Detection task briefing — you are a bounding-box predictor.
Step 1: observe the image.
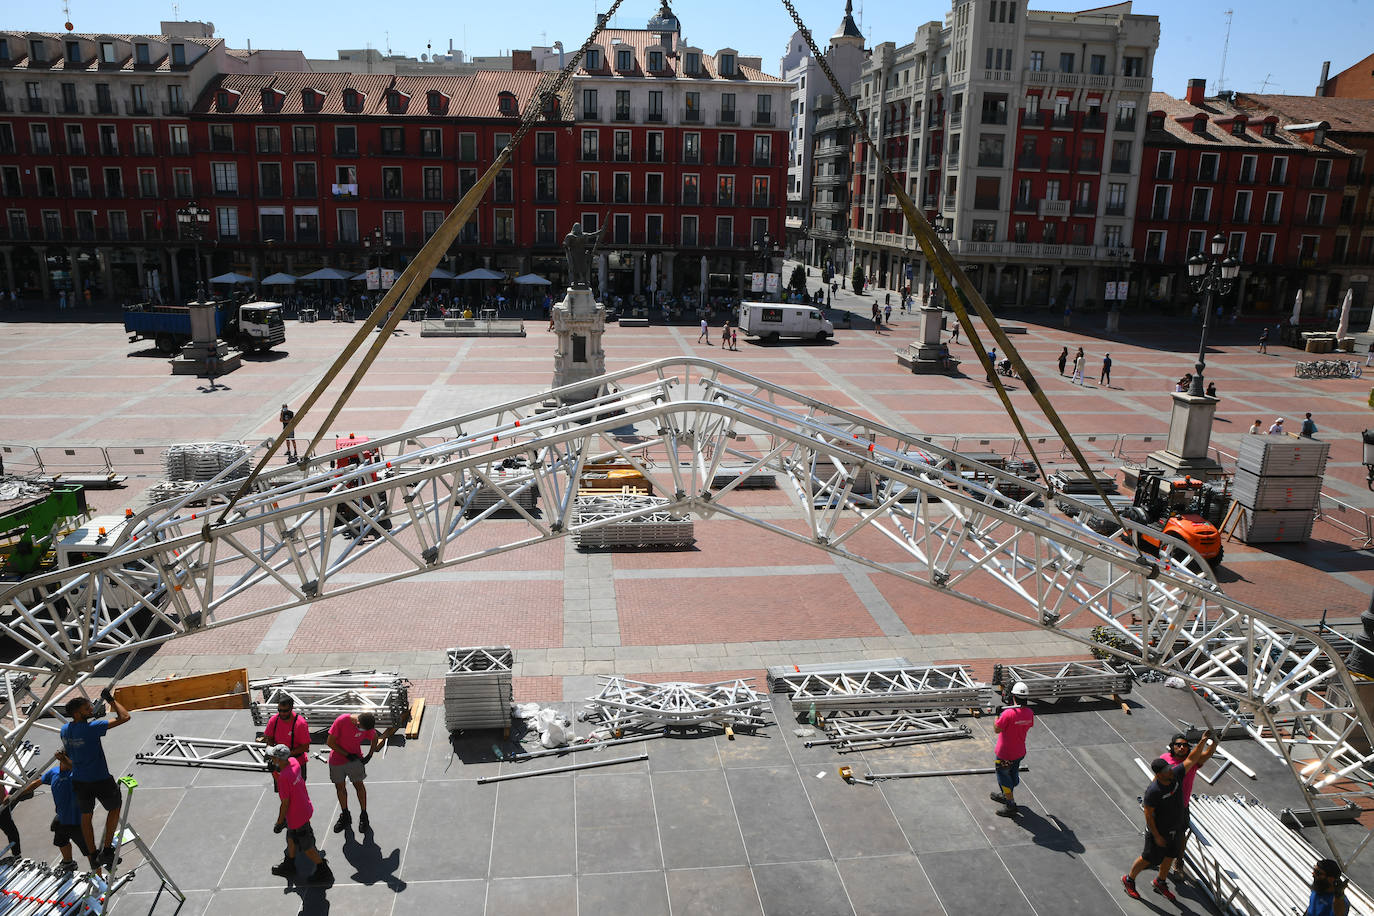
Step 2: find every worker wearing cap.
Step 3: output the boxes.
[990,681,1034,817]
[266,744,332,884]
[259,695,310,784]
[1268,417,1285,435]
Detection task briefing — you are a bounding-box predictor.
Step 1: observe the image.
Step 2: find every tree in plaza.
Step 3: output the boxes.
[851,263,865,295]
[788,264,807,295]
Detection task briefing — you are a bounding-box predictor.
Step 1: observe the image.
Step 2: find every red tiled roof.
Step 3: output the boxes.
[1146,91,1356,156]
[1234,94,1374,134]
[194,70,558,119]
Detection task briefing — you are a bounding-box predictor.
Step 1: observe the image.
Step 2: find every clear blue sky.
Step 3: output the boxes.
[16,0,1369,99]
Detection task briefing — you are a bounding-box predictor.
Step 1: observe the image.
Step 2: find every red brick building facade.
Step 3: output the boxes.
[1134,80,1355,317]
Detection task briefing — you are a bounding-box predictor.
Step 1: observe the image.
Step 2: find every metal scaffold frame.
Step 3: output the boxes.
[2,357,1374,861]
[135,734,273,771]
[579,676,769,732]
[777,665,997,714]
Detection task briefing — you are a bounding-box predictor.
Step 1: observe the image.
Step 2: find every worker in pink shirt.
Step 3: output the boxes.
[990,681,1034,817]
[267,745,332,884]
[327,712,379,834]
[1158,732,1203,891]
[259,695,310,783]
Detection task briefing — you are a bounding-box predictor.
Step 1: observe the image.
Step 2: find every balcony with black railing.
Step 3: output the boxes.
[682,108,701,124]
[1020,111,1046,128]
[976,153,1004,168]
[1050,113,1074,129]
[25,98,49,113]
[1083,113,1105,130]
[1110,159,1131,174]
[1104,202,1126,216]
[717,110,738,126]
[973,195,1000,210]
[1046,154,1070,170]
[1013,196,1038,213]
[753,111,774,126]
[1115,116,1136,132]
[1071,198,1096,214]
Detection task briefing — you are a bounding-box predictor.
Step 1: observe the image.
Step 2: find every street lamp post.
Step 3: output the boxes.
[175,202,211,302]
[1186,233,1241,396]
[754,231,776,300]
[363,226,392,282]
[1103,241,1130,331]
[930,216,953,308]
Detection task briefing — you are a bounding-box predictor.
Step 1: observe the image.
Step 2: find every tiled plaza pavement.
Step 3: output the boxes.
[5,683,1371,916]
[2,284,1369,698]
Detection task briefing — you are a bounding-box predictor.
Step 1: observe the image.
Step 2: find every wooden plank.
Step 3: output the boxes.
[405,698,425,740]
[113,669,249,711]
[130,690,250,712]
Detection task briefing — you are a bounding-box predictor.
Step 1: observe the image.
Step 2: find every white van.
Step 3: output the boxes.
[737,302,834,342]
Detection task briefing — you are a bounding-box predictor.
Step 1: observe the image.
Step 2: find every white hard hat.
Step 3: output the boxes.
[266,744,292,760]
[1010,682,1030,698]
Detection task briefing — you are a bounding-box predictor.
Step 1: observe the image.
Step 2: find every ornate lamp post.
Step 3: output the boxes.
[754,231,778,300]
[362,226,392,287]
[1103,240,1130,330]
[175,202,210,301]
[930,216,953,308]
[1185,233,1241,396]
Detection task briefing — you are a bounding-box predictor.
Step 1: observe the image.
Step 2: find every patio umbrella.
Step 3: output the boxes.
[301,267,355,281]
[699,255,708,309]
[1335,288,1352,340]
[209,272,255,285]
[1289,289,1303,325]
[350,272,370,281]
[260,272,298,285]
[429,267,457,280]
[454,267,505,281]
[513,273,551,285]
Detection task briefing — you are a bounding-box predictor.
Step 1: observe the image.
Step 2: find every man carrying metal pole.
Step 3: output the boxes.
[1122,730,1217,901]
[989,681,1033,817]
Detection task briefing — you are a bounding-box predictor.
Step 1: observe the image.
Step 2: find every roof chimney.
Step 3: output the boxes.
[1185,78,1206,106]
[1318,60,1330,96]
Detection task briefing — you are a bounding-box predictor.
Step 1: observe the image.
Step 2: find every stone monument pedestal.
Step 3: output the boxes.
[549,286,606,404]
[896,305,959,374]
[1147,391,1224,479]
[171,301,241,377]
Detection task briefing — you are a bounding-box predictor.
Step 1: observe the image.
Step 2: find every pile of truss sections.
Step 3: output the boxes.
[136,734,273,771]
[463,473,539,519]
[776,664,996,715]
[571,493,695,549]
[804,712,972,752]
[991,660,1133,702]
[250,669,411,730]
[162,442,250,482]
[1185,794,1374,916]
[711,468,777,490]
[1,740,41,791]
[765,659,913,693]
[445,646,514,732]
[0,859,112,915]
[579,676,768,732]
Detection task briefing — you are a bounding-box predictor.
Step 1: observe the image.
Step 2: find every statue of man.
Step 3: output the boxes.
[564,223,604,288]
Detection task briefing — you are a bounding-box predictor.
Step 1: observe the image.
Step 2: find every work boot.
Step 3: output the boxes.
[307,860,334,885]
[994,803,1018,818]
[270,856,294,879]
[357,811,370,833]
[334,810,351,833]
[989,791,1012,806]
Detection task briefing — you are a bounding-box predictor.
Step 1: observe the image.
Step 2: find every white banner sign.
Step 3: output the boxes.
[366,268,397,291]
[751,271,765,293]
[765,272,780,294]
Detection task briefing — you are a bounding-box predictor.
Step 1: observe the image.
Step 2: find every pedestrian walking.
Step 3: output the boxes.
[1301,412,1318,438]
[884,302,892,324]
[267,745,333,884]
[1057,346,1068,376]
[261,695,311,782]
[11,751,86,868]
[989,681,1033,817]
[61,689,131,871]
[1121,731,1217,902]
[1366,341,1374,367]
[1071,352,1085,385]
[1248,419,1263,434]
[721,321,731,349]
[730,326,738,350]
[884,292,890,309]
[1100,353,1112,386]
[1258,326,1269,354]
[1304,859,1350,916]
[279,404,298,460]
[949,321,960,344]
[327,712,380,834]
[698,318,709,343]
[1269,417,1286,435]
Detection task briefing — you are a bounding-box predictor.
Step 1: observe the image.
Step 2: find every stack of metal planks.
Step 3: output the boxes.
[444,646,515,732]
[571,493,695,549]
[776,664,996,715]
[1232,437,1329,543]
[463,475,539,518]
[250,669,411,730]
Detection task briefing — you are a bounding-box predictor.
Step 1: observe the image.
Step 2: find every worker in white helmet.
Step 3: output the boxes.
[990,680,1034,817]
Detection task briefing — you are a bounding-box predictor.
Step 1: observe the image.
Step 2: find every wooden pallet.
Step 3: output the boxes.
[405,698,425,740]
[113,669,250,711]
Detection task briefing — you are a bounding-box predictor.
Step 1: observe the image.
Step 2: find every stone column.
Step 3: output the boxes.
[663,251,676,296]
[0,248,14,294]
[68,249,84,302]
[168,247,183,303]
[598,253,609,299]
[203,253,214,294]
[1149,392,1224,479]
[633,253,642,298]
[37,248,51,302]
[134,249,146,300]
[99,248,115,303]
[1015,267,1027,308]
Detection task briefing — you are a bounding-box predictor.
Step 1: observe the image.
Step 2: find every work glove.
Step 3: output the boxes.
[99,687,115,704]
[273,820,286,834]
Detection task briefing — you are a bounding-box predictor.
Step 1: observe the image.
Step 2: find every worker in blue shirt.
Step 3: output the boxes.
[12,750,87,869]
[60,689,130,871]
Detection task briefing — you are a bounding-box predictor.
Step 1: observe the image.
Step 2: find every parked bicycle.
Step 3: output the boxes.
[1295,359,1363,379]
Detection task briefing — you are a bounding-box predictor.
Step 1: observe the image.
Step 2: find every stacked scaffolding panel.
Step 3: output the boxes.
[1232,437,1329,543]
[250,670,410,729]
[579,676,768,732]
[0,860,110,915]
[765,659,914,693]
[805,713,972,752]
[776,665,995,714]
[572,493,695,549]
[444,646,514,731]
[991,660,1133,701]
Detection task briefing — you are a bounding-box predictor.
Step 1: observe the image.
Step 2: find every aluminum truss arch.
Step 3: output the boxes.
[2,357,1372,847]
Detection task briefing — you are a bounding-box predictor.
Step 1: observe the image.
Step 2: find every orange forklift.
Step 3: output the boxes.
[1122,469,1224,567]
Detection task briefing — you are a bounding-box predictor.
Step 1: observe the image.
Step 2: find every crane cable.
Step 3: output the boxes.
[211,0,627,531]
[777,0,1125,532]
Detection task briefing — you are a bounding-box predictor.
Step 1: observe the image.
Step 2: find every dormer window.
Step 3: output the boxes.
[0,39,9,60]
[1230,119,1245,136]
[1262,121,1275,138]
[302,89,322,112]
[386,90,408,113]
[343,88,362,112]
[99,41,115,63]
[65,41,80,63]
[29,40,45,64]
[216,89,239,111]
[684,51,700,74]
[648,50,664,71]
[1192,115,1206,135]
[135,43,150,65]
[427,90,448,114]
[498,91,517,115]
[261,88,283,112]
[542,93,560,118]
[720,53,736,76]
[1147,113,1165,131]
[585,48,601,70]
[616,48,633,71]
[171,43,185,66]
